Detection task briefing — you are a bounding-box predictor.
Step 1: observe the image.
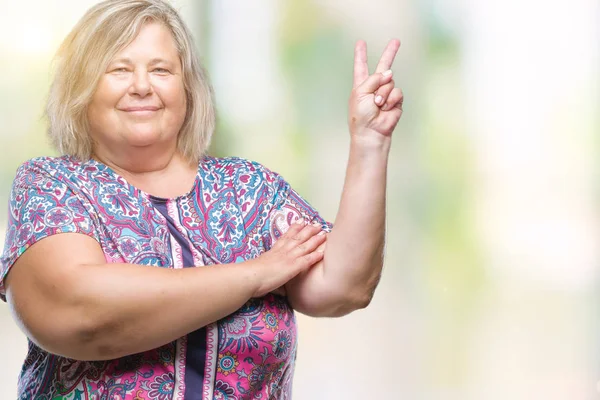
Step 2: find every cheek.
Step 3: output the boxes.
[88,85,124,131]
[154,77,184,104]
[162,83,187,118]
[93,77,127,108]
[170,84,187,109]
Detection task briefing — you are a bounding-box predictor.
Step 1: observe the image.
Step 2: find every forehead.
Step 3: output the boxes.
[113,22,180,60]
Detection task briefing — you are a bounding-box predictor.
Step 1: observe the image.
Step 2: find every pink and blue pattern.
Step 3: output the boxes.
[0,155,331,399]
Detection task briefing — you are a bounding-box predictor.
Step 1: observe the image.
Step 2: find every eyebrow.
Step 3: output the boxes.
[109,58,173,65]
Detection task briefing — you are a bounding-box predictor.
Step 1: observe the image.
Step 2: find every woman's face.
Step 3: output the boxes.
[87,22,187,156]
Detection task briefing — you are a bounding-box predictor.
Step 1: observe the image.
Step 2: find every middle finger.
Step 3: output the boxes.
[375,39,401,73]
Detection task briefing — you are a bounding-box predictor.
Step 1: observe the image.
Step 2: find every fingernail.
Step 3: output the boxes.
[383,69,393,77]
[318,231,326,236]
[295,218,304,225]
[375,95,383,105]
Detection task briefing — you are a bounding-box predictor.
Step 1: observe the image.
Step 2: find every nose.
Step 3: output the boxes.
[129,69,152,97]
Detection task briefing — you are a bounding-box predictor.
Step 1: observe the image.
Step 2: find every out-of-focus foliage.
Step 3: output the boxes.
[0,1,598,399]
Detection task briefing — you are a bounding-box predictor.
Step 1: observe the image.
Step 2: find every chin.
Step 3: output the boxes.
[122,127,170,147]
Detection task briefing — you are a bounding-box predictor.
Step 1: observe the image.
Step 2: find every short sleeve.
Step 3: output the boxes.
[0,162,100,301]
[260,166,333,251]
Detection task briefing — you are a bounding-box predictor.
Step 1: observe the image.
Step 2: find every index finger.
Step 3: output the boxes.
[375,39,401,73]
[353,40,369,88]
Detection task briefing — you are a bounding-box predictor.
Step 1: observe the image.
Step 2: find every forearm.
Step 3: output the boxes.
[20,262,257,360]
[9,224,324,360]
[323,137,389,300]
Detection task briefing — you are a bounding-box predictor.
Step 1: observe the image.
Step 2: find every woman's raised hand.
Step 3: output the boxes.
[249,220,326,298]
[348,39,403,144]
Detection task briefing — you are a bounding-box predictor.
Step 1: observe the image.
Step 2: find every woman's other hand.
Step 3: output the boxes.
[348,39,403,145]
[249,220,326,298]
[270,233,328,297]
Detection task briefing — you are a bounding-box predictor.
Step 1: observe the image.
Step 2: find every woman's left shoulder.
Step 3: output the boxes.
[201,156,279,185]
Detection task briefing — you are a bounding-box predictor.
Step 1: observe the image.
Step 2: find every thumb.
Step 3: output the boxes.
[356,70,393,94]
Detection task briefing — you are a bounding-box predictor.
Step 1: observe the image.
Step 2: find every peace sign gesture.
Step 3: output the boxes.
[348,39,403,142]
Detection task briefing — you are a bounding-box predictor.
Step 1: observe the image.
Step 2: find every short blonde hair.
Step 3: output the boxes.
[46,0,215,162]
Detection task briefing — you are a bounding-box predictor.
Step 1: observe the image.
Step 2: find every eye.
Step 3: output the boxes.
[111,67,129,73]
[152,68,170,74]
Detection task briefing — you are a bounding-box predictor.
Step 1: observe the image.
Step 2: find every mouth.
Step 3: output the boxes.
[118,106,162,115]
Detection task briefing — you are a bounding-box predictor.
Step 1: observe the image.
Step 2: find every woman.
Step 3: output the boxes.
[1,0,403,399]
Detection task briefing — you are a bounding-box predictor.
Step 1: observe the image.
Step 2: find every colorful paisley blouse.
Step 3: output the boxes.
[0,155,331,400]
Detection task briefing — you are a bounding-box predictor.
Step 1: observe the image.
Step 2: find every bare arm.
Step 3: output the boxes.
[5,221,325,361]
[286,141,389,317]
[285,39,403,317]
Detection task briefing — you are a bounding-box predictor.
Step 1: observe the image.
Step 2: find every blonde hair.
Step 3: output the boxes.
[46,0,215,162]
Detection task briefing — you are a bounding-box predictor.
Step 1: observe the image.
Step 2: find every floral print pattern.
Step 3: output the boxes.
[148,373,175,400]
[1,155,331,399]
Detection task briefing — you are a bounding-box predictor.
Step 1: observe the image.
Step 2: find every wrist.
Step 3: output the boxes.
[241,259,261,297]
[349,134,392,159]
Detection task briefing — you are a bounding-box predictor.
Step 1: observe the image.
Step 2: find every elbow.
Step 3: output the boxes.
[55,324,125,361]
[337,280,379,315]
[338,290,373,315]
[349,269,382,311]
[20,321,94,361]
[353,292,373,310]
[6,273,124,361]
[69,301,136,360]
[314,289,374,318]
[324,259,382,316]
[72,319,126,360]
[59,289,131,360]
[25,308,123,361]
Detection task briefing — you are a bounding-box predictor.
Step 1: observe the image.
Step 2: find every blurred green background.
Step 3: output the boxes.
[1,1,599,399]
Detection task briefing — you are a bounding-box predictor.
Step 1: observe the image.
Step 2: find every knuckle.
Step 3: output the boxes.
[308,238,321,249]
[287,224,300,233]
[302,254,314,263]
[293,256,308,268]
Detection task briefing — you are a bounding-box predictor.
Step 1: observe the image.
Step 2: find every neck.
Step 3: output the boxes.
[92,140,187,174]
[92,146,199,198]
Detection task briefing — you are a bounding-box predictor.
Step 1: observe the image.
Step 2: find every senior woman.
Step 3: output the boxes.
[1,0,403,399]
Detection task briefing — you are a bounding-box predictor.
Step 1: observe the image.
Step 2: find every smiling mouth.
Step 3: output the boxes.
[118,107,161,116]
[120,106,161,111]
